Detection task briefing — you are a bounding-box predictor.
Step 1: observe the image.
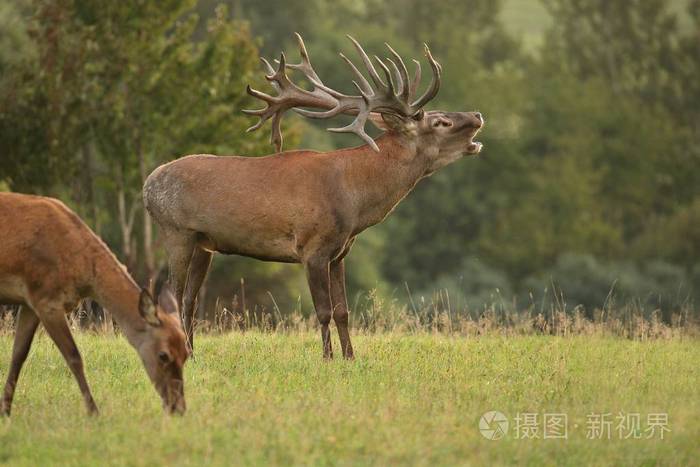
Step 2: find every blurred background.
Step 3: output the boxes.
[1,0,698,325]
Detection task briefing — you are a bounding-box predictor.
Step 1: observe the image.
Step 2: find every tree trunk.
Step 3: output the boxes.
[599,3,620,95]
[80,141,109,330]
[112,168,142,336]
[81,141,100,235]
[137,139,155,282]
[116,169,137,272]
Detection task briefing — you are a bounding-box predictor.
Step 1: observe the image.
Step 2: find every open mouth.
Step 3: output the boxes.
[465,125,483,154]
[467,141,483,154]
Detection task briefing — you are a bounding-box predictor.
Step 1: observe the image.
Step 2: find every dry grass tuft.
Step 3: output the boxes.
[199,289,698,340]
[2,292,697,340]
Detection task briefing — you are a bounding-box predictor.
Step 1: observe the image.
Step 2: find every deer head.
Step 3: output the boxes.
[244,34,483,170]
[142,35,485,364]
[137,284,189,414]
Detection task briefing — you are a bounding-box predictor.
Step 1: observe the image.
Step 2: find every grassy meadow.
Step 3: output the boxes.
[0,330,698,466]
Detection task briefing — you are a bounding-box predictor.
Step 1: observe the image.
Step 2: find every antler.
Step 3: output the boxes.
[243,33,442,152]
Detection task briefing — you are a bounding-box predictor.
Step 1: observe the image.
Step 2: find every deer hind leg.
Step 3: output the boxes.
[182,246,213,351]
[305,256,333,359]
[330,259,354,360]
[37,305,98,415]
[1,306,40,416]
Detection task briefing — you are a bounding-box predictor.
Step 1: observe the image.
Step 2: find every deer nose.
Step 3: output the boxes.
[474,112,483,122]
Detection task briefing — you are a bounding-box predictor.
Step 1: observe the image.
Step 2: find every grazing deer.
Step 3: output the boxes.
[0,193,189,416]
[144,34,484,359]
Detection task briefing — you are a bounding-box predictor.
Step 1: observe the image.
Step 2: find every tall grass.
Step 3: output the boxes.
[2,286,697,340]
[202,287,697,340]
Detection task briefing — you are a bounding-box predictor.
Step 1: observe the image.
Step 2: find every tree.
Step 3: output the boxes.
[1,0,313,313]
[372,0,527,286]
[73,1,270,277]
[1,0,287,277]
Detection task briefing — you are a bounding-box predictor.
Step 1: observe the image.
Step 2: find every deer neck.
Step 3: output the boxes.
[342,133,428,232]
[88,245,147,346]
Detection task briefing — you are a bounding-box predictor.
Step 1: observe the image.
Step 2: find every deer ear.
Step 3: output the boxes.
[139,289,161,326]
[368,112,390,131]
[157,283,179,316]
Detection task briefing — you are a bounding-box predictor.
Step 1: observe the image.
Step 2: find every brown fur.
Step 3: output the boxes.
[145,110,483,358]
[0,193,189,416]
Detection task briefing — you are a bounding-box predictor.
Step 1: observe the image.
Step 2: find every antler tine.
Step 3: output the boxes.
[339,52,373,95]
[259,57,275,76]
[243,34,443,153]
[244,36,370,151]
[347,35,387,90]
[411,44,441,109]
[386,58,405,97]
[373,55,396,96]
[293,80,363,119]
[307,76,355,100]
[283,32,324,86]
[409,59,422,102]
[259,57,279,90]
[385,43,410,99]
[242,85,276,130]
[265,53,290,152]
[270,112,283,152]
[328,108,379,152]
[244,52,320,151]
[295,105,352,119]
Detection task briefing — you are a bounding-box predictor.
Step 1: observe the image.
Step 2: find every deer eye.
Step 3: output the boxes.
[412,110,424,121]
[432,118,452,128]
[158,351,171,364]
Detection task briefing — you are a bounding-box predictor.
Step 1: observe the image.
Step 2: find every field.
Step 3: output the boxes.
[0,331,698,466]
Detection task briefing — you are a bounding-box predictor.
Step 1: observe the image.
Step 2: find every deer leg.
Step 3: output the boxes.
[182,246,213,351]
[162,232,195,336]
[330,259,354,360]
[1,306,40,416]
[305,257,333,359]
[39,308,98,415]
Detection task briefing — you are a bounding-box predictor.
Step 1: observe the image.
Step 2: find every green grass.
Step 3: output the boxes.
[0,331,698,466]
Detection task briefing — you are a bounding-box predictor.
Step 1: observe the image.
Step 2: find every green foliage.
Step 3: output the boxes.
[204,255,309,318]
[0,0,697,316]
[1,0,271,192]
[379,0,698,317]
[0,0,299,291]
[522,253,696,316]
[421,257,514,314]
[631,176,700,270]
[0,0,35,73]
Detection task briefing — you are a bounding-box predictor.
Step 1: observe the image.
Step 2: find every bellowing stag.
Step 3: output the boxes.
[144,34,484,359]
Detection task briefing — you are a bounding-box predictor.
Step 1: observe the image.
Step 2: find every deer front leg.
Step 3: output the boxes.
[330,259,354,360]
[38,307,98,415]
[305,257,333,359]
[1,306,40,416]
[162,231,195,346]
[182,246,213,351]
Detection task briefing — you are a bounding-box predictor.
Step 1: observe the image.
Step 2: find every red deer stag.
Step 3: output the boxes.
[0,193,189,416]
[144,34,484,359]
